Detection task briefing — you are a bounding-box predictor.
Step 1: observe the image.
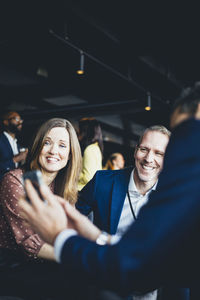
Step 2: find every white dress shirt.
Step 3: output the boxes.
[3,131,19,167]
[116,169,157,238]
[54,229,77,262]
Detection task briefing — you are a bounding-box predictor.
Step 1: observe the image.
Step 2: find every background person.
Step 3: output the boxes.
[18,95,200,299]
[0,118,82,261]
[104,152,125,170]
[0,110,28,181]
[78,117,103,191]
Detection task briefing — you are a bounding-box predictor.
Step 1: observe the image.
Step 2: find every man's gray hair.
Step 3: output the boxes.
[138,125,171,146]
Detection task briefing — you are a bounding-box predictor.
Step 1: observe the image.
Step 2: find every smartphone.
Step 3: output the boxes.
[22,170,44,203]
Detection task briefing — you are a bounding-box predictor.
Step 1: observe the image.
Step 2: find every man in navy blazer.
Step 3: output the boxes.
[0,111,28,180]
[76,125,189,300]
[77,166,133,234]
[76,125,170,239]
[20,95,200,299]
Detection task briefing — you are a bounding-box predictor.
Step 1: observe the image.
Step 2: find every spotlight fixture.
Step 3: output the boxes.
[145,92,151,111]
[76,51,85,75]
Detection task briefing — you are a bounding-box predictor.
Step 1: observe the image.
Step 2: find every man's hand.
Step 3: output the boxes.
[20,180,104,244]
[62,202,101,242]
[53,196,101,241]
[19,180,67,245]
[13,149,28,163]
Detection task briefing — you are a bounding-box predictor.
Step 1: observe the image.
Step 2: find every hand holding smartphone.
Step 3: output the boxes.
[22,170,44,203]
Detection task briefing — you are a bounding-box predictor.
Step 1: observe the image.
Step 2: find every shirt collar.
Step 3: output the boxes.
[128,168,158,195]
[3,131,17,142]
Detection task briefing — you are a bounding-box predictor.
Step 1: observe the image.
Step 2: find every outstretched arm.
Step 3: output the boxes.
[19,180,104,244]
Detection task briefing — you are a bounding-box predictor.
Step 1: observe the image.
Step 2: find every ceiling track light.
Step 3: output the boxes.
[36,66,48,78]
[145,92,151,111]
[76,51,85,75]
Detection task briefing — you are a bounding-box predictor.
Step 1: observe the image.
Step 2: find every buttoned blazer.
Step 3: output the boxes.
[0,133,20,180]
[76,166,133,235]
[60,119,200,296]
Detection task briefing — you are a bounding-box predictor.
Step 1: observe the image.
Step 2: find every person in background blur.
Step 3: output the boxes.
[78,117,103,191]
[0,111,28,181]
[104,152,125,170]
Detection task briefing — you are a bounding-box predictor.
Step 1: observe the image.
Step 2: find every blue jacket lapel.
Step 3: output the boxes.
[109,167,132,234]
[1,133,14,155]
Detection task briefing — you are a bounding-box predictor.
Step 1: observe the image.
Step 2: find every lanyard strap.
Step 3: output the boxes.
[127,191,137,221]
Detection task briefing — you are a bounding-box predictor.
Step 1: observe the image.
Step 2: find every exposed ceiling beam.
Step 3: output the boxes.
[21,99,145,123]
[139,56,184,89]
[99,121,139,142]
[66,2,120,44]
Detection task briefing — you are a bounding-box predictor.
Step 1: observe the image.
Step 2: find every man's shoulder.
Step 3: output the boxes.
[0,132,6,141]
[95,166,133,180]
[0,132,11,143]
[0,133,8,148]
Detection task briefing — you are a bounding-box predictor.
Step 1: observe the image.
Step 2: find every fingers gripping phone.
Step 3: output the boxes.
[22,170,44,203]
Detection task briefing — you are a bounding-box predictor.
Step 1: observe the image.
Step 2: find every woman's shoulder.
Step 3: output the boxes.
[84,143,102,158]
[84,142,100,152]
[2,168,23,184]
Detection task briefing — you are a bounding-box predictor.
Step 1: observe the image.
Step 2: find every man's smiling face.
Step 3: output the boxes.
[134,130,169,184]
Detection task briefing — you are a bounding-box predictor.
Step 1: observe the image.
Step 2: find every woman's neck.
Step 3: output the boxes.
[41,171,57,186]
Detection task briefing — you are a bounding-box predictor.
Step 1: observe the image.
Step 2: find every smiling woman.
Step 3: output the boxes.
[0,118,82,261]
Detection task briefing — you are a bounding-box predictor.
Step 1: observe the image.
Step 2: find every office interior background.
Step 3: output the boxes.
[0,1,200,166]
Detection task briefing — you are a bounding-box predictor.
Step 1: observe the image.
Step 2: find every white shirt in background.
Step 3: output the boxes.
[3,131,19,168]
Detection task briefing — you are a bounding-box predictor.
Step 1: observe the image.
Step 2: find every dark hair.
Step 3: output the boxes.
[24,118,82,204]
[0,110,21,128]
[78,117,104,154]
[172,83,200,116]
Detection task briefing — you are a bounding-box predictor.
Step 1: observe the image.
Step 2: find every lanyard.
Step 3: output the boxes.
[127,191,137,221]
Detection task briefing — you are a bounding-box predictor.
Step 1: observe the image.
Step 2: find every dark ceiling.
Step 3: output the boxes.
[0,1,200,162]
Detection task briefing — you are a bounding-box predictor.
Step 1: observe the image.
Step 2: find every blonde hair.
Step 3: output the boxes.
[25,118,82,205]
